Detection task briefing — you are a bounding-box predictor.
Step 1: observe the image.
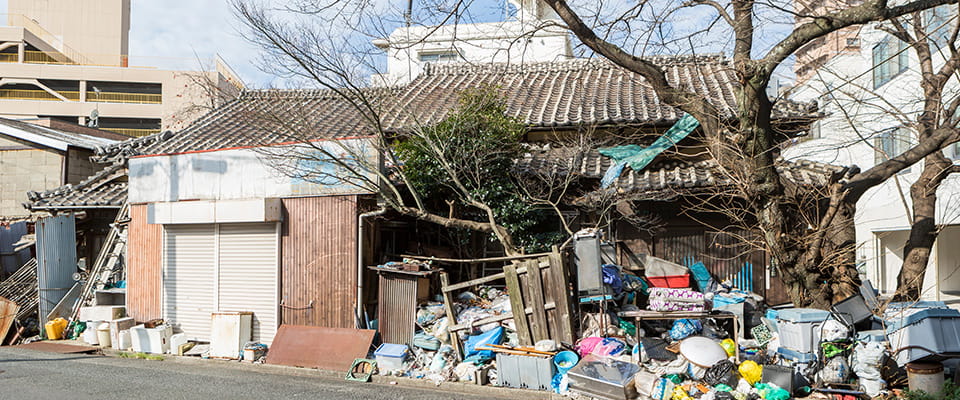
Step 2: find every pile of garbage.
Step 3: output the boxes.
[374,285,518,385]
[556,251,960,399]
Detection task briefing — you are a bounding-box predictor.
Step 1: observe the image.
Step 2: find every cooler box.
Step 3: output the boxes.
[130,324,172,354]
[776,308,831,353]
[886,308,960,366]
[777,346,817,363]
[374,343,408,372]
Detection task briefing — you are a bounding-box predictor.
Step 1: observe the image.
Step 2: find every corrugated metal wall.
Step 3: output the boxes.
[0,221,30,275]
[280,196,357,328]
[654,229,770,299]
[127,204,163,322]
[378,274,421,345]
[36,214,77,324]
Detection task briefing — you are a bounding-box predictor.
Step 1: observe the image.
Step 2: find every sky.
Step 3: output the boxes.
[0,0,798,87]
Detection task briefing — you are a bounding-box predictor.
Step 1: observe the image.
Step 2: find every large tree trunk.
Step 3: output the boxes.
[894,152,954,301]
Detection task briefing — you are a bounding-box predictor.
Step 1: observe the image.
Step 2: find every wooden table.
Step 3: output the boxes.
[617,310,741,362]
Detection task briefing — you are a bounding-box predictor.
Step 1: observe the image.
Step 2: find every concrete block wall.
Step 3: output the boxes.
[66,147,96,185]
[0,136,64,217]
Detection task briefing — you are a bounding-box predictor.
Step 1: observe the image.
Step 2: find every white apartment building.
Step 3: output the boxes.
[785,5,960,305]
[371,0,572,85]
[0,0,243,137]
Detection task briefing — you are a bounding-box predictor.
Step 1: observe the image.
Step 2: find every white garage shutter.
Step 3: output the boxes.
[163,224,216,341]
[217,223,279,344]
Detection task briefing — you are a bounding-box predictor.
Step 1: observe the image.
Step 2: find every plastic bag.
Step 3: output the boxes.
[720,338,736,357]
[575,336,603,357]
[669,319,702,340]
[816,356,848,384]
[820,318,849,341]
[463,326,503,360]
[705,360,736,386]
[591,337,627,357]
[851,341,884,380]
[672,386,692,400]
[738,360,762,385]
[652,378,676,400]
[755,383,790,400]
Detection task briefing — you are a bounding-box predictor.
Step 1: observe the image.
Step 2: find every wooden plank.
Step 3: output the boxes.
[550,248,575,343]
[439,272,464,360]
[442,272,506,292]
[504,264,532,345]
[524,259,549,342]
[448,303,557,332]
[400,252,553,264]
[538,255,559,343]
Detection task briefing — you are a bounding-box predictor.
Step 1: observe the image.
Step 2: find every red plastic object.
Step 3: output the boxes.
[646,274,691,288]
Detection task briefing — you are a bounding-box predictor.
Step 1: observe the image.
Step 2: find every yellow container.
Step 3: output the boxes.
[44,318,67,340]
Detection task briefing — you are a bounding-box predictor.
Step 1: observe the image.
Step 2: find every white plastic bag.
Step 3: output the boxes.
[821,318,849,342]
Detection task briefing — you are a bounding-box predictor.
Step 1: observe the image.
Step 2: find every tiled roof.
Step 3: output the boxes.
[0,117,118,151]
[96,55,817,158]
[24,163,127,210]
[519,145,844,201]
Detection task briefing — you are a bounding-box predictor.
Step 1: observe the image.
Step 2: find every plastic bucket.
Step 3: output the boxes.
[96,323,112,348]
[906,362,944,396]
[554,350,579,374]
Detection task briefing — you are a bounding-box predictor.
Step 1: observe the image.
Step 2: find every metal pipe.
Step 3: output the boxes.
[357,207,387,328]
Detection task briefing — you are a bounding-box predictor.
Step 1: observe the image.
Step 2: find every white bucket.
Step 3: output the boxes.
[83,321,102,345]
[117,330,132,350]
[96,322,112,348]
[907,362,945,396]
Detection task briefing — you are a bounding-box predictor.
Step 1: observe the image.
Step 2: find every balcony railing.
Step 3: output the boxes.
[87,91,162,104]
[0,88,161,104]
[101,128,160,137]
[0,88,80,101]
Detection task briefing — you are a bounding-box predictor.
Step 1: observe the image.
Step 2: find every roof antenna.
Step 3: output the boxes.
[404,0,412,27]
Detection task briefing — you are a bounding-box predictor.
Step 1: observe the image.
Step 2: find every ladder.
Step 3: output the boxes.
[70,203,129,320]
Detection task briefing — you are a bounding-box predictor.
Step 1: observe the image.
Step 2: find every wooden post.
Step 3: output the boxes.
[524,259,549,342]
[504,263,532,345]
[550,246,575,343]
[439,272,464,360]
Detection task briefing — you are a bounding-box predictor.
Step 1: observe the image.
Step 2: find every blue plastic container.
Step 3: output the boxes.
[554,350,579,374]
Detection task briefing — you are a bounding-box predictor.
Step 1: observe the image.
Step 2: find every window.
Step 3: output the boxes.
[875,127,913,171]
[419,52,460,63]
[846,37,861,47]
[924,6,954,49]
[873,37,909,88]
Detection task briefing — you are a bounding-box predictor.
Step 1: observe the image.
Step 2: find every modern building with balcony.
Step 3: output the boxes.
[0,0,243,137]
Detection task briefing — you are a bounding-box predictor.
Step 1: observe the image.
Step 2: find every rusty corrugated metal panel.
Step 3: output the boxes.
[280,196,357,328]
[378,273,419,345]
[127,204,162,322]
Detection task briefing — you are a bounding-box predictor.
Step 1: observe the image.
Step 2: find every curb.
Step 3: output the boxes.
[98,347,563,400]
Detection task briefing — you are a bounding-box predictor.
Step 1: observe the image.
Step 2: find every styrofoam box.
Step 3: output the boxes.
[776,308,831,353]
[374,343,408,372]
[886,308,960,366]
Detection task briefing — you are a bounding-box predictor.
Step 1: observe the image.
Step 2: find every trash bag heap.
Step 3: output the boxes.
[363,230,960,399]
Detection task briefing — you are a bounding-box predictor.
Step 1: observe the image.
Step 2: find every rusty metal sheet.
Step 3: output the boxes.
[265,325,375,371]
[0,296,18,341]
[280,196,357,328]
[14,341,99,354]
[127,204,163,322]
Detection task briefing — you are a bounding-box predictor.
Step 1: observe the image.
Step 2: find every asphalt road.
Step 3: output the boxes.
[0,347,505,400]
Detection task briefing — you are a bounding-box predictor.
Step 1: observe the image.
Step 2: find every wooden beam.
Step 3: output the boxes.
[400,252,553,264]
[504,264,532,345]
[524,259,549,342]
[549,248,575,343]
[439,272,463,360]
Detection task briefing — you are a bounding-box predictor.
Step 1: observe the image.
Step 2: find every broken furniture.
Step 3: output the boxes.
[210,311,253,359]
[618,310,740,362]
